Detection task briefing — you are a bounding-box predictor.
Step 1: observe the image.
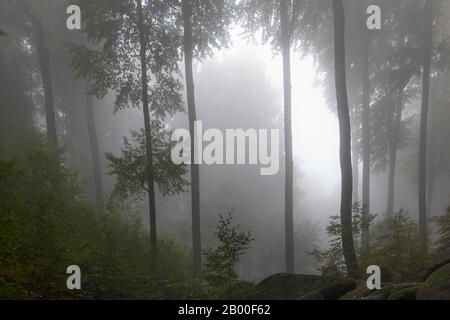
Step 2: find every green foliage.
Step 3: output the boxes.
[312,204,429,279]
[368,210,428,278]
[203,211,253,298]
[106,125,188,205]
[178,0,235,59]
[69,0,188,208]
[433,205,450,260]
[0,134,191,299]
[69,0,182,116]
[311,203,375,275]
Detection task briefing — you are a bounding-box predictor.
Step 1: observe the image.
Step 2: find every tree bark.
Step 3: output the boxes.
[333,0,361,279]
[182,0,202,277]
[386,28,407,218]
[136,0,158,272]
[419,0,433,252]
[426,168,436,215]
[33,16,57,148]
[351,109,359,203]
[359,7,371,253]
[85,83,105,215]
[386,84,405,217]
[280,0,295,273]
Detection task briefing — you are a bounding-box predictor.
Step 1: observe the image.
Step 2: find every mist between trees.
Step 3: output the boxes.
[1,0,450,300]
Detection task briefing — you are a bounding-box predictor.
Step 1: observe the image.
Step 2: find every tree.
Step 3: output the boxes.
[31,13,57,148]
[238,0,297,273]
[332,0,361,279]
[311,203,374,275]
[357,1,372,252]
[280,0,295,274]
[0,34,34,147]
[70,0,186,271]
[203,211,253,297]
[135,0,158,271]
[180,0,234,276]
[85,83,105,214]
[418,0,433,252]
[433,205,450,259]
[0,0,59,147]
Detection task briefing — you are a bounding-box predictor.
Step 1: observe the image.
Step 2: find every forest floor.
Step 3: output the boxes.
[251,259,450,300]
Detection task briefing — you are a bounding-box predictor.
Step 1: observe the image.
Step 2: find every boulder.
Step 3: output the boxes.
[387,284,420,300]
[319,278,357,300]
[256,273,344,300]
[362,285,392,300]
[299,291,324,300]
[299,279,356,300]
[339,284,372,300]
[416,262,450,300]
[379,265,400,283]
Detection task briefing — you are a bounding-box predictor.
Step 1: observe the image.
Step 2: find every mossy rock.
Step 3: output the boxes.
[298,279,356,300]
[387,285,420,300]
[339,284,373,300]
[379,265,401,283]
[319,279,357,300]
[299,291,324,300]
[422,259,450,282]
[416,263,450,300]
[256,273,343,300]
[362,285,393,300]
[340,281,394,300]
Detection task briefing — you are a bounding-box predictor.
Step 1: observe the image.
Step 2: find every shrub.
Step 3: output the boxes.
[0,134,190,299]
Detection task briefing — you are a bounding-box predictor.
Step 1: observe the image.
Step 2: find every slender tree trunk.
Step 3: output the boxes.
[136,0,157,272]
[33,16,57,147]
[280,0,295,274]
[419,0,433,252]
[426,168,436,215]
[85,83,105,215]
[333,0,361,279]
[182,0,202,277]
[386,87,404,217]
[351,110,359,203]
[386,29,407,218]
[359,9,371,253]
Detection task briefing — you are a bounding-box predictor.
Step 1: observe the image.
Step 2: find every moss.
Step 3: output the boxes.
[387,285,420,300]
[319,279,356,300]
[299,291,324,300]
[362,285,393,300]
[339,285,372,300]
[256,273,322,299]
[416,263,450,300]
[424,263,450,284]
[256,273,343,300]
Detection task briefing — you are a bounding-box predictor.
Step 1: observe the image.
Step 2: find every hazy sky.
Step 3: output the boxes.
[212,26,342,214]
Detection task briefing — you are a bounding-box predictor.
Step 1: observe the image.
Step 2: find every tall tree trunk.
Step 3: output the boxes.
[359,7,371,253]
[85,83,105,215]
[280,0,295,273]
[182,0,202,277]
[33,16,57,147]
[419,0,433,252]
[136,0,157,272]
[426,167,436,215]
[351,110,359,203]
[386,29,407,218]
[386,84,405,217]
[333,0,361,279]
[386,97,401,217]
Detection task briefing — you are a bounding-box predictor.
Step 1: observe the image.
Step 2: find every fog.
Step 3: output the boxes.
[2,0,450,300]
